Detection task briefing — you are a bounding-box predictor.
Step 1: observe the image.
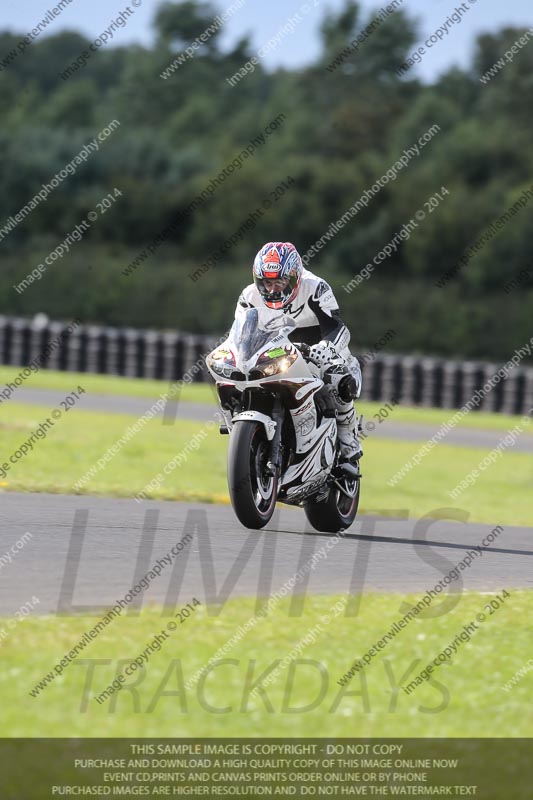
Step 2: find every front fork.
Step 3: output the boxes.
[216,389,284,478]
[266,396,284,477]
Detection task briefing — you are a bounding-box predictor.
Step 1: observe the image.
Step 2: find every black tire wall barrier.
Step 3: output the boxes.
[0,315,532,415]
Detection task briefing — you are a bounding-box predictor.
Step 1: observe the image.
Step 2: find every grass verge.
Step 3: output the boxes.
[5,591,531,737]
[1,402,532,525]
[1,365,532,433]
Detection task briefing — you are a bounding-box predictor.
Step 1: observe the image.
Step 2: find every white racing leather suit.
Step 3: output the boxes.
[234,268,362,460]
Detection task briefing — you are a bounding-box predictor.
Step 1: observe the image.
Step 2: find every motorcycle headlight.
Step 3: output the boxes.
[210,362,233,378]
[207,350,236,379]
[253,352,298,378]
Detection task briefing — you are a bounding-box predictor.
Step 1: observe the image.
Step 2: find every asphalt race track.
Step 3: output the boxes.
[0,493,531,616]
[7,387,533,452]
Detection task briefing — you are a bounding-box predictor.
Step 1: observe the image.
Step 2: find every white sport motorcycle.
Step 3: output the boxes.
[206,307,361,532]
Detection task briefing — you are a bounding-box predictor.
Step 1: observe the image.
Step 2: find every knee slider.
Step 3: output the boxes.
[338,374,359,402]
[323,365,358,404]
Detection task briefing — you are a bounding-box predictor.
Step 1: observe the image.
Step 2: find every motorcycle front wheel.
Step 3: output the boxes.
[304,471,360,533]
[227,421,278,529]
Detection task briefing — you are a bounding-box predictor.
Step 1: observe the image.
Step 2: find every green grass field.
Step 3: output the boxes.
[0,397,532,525]
[1,364,531,432]
[3,591,530,737]
[0,365,212,405]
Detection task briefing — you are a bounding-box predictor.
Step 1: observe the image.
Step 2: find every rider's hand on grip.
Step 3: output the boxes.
[293,342,311,360]
[308,340,338,367]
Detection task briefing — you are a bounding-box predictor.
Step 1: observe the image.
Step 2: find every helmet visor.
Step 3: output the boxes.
[255,274,298,305]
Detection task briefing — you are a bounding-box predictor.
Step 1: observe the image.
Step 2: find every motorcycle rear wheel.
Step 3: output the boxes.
[227,421,278,529]
[304,472,360,533]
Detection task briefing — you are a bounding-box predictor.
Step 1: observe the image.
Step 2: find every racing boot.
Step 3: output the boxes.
[336,401,363,465]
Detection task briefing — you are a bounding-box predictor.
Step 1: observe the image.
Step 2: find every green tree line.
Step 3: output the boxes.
[0,0,532,361]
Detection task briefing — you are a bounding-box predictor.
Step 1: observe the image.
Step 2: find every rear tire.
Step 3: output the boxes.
[227,421,278,529]
[304,472,360,533]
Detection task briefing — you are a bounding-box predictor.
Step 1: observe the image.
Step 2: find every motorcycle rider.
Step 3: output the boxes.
[230,241,363,464]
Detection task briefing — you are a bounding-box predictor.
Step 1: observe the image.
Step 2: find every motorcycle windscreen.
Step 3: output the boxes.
[230,307,296,362]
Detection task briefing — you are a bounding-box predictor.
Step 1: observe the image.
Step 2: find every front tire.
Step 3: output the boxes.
[304,472,360,533]
[227,421,278,529]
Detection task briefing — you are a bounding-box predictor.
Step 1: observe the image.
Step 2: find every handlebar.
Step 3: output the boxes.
[292,341,311,360]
